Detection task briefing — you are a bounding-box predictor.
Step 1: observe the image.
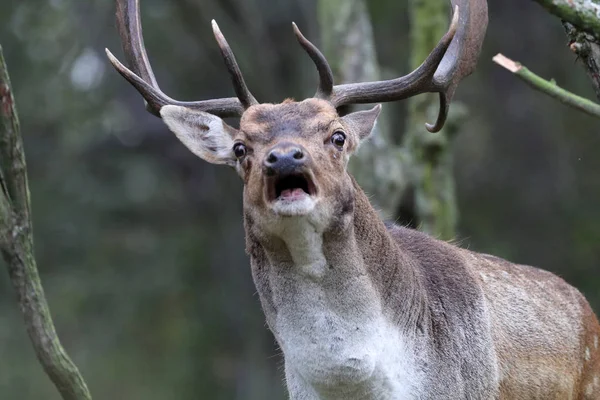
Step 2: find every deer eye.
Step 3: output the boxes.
[233,143,247,159]
[331,131,346,149]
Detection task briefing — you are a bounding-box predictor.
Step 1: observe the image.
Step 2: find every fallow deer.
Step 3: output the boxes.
[106,0,600,398]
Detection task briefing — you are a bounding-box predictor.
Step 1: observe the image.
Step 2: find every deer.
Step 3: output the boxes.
[105,0,600,398]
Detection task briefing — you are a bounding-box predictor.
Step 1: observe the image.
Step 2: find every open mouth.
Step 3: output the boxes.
[266,172,317,202]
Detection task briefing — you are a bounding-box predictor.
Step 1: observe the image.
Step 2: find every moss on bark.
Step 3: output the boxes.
[404,0,459,240]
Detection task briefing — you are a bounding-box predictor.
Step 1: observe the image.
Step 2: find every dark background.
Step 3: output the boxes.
[0,0,598,398]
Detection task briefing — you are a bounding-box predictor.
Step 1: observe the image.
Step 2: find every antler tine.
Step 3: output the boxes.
[426,92,450,133]
[106,0,245,118]
[211,20,258,109]
[115,0,157,89]
[292,22,334,99]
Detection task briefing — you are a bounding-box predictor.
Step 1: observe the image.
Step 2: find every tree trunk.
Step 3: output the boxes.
[403,0,463,239]
[318,0,463,237]
[0,45,92,400]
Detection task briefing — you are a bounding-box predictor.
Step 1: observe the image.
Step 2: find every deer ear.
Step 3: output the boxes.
[341,104,382,143]
[160,105,238,166]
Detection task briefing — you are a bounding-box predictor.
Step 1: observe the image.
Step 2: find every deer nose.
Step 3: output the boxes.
[263,144,306,176]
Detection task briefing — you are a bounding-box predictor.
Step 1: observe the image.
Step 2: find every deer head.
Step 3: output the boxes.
[106,0,486,235]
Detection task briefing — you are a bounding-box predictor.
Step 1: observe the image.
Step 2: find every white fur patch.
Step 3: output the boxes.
[260,195,333,280]
[585,347,591,361]
[270,195,317,218]
[282,302,422,399]
[279,214,327,279]
[262,212,422,399]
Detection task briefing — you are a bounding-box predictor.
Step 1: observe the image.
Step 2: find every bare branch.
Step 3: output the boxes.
[493,53,600,119]
[0,45,92,400]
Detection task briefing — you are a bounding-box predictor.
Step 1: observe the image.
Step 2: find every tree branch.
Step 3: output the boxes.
[530,0,600,105]
[493,53,600,119]
[532,0,600,39]
[0,45,92,400]
[563,21,600,102]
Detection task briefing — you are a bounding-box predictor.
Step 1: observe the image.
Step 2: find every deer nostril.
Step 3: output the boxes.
[266,152,278,164]
[292,149,304,160]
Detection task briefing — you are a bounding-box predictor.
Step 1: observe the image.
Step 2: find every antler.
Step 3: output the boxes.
[295,0,488,132]
[105,0,256,118]
[292,22,334,100]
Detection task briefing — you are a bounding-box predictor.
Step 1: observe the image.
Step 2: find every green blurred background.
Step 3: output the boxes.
[0,0,598,398]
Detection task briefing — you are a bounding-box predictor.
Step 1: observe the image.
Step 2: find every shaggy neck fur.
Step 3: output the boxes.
[244,178,431,399]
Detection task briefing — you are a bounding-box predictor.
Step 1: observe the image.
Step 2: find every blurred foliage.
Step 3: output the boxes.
[0,0,599,399]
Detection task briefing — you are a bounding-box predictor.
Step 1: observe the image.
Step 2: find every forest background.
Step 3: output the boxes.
[0,0,599,399]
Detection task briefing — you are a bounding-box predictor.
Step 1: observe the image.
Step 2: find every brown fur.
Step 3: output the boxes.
[160,98,600,399]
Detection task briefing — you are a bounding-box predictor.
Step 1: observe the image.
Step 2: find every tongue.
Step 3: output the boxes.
[280,188,306,199]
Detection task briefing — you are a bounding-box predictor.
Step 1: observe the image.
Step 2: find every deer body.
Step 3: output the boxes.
[247,166,600,399]
[107,0,600,398]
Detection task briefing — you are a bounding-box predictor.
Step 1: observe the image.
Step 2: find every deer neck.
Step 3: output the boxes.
[244,177,426,398]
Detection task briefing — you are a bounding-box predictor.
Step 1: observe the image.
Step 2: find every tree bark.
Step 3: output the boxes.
[563,21,600,102]
[404,0,462,240]
[0,45,92,400]
[318,0,463,237]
